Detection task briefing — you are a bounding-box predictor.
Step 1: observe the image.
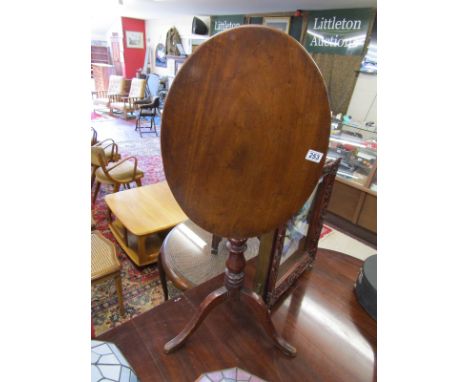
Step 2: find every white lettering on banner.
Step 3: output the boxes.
[214,21,241,31]
[312,16,362,31]
[309,35,365,48]
[309,16,365,49]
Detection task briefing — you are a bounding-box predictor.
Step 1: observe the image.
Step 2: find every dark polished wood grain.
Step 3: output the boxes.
[164,286,228,353]
[161,25,330,239]
[98,249,377,382]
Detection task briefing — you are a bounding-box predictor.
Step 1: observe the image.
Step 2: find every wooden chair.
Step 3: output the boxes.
[91,127,98,146]
[92,75,126,111]
[135,96,161,137]
[91,231,124,315]
[91,127,121,187]
[91,145,144,203]
[109,78,146,119]
[134,74,162,137]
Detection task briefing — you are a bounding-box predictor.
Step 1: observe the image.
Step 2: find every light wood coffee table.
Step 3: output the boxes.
[105,181,188,267]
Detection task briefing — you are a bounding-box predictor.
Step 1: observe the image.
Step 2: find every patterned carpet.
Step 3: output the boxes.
[91,111,114,121]
[91,119,167,336]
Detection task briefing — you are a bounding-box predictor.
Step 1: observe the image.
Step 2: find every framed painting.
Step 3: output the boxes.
[263,17,291,34]
[155,43,167,67]
[126,31,144,49]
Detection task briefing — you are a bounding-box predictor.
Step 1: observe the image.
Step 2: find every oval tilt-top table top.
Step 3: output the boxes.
[161,25,330,239]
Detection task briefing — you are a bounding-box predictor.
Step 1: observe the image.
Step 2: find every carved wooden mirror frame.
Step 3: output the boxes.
[256,159,340,308]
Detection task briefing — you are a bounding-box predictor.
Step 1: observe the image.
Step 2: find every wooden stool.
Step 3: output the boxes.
[91,231,124,316]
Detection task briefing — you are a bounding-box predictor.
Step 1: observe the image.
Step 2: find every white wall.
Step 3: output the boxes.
[91,33,107,42]
[346,73,377,124]
[145,16,210,76]
[91,19,122,46]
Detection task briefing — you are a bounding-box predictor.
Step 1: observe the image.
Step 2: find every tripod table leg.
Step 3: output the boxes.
[241,288,296,357]
[164,286,228,354]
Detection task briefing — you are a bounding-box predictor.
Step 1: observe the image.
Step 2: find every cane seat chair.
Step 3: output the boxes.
[109,78,146,119]
[91,145,144,203]
[91,231,125,315]
[92,75,126,111]
[158,220,260,300]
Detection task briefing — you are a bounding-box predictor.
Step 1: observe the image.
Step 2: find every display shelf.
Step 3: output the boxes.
[91,46,111,64]
[369,170,377,192]
[327,119,377,189]
[326,118,377,238]
[109,218,162,267]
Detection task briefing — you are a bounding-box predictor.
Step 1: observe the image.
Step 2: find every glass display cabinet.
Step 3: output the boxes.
[327,118,377,188]
[325,117,377,241]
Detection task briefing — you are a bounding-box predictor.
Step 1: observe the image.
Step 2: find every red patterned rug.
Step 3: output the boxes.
[91,110,125,121]
[92,111,107,121]
[91,137,166,336]
[321,224,332,237]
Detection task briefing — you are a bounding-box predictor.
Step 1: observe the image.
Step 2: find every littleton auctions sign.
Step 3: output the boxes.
[210,15,245,35]
[304,9,372,55]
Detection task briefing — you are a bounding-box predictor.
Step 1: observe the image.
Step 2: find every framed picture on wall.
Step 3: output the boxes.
[263,17,291,34]
[126,31,144,49]
[155,43,167,67]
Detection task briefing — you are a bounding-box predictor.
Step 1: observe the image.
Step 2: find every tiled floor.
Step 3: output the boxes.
[92,112,157,142]
[319,228,376,261]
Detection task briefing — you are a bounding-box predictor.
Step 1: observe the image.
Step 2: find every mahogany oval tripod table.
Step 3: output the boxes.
[160,25,330,356]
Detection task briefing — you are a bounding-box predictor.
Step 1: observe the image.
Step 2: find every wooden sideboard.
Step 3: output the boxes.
[92,64,114,92]
[326,177,377,245]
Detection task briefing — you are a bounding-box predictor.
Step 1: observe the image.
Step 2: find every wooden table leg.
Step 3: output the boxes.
[137,236,147,265]
[123,227,129,247]
[107,207,113,224]
[241,288,296,356]
[115,272,125,316]
[211,235,222,255]
[158,255,169,301]
[164,286,228,353]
